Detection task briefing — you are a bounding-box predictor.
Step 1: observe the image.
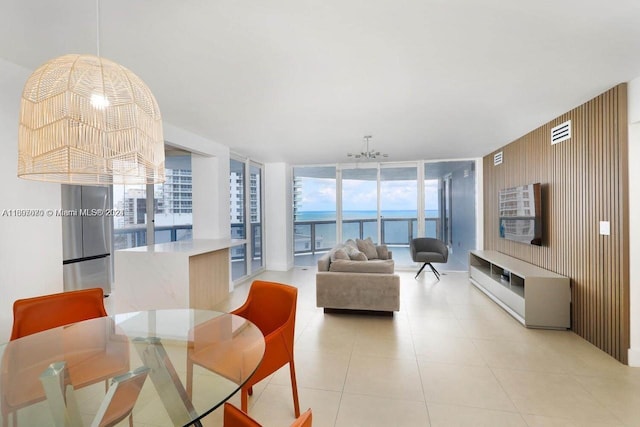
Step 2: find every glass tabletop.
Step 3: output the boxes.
[0,309,265,426]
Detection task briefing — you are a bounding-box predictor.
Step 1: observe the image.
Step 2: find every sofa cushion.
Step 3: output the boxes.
[328,259,394,274]
[356,237,378,259]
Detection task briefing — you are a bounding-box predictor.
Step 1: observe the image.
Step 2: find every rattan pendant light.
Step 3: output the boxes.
[17,53,165,185]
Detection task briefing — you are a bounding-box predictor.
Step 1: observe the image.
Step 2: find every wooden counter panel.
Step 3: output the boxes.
[189,249,230,310]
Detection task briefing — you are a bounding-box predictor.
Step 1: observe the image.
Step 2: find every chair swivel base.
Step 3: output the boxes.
[415,262,441,280]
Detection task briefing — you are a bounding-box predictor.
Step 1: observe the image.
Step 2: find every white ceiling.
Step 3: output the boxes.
[2,0,640,165]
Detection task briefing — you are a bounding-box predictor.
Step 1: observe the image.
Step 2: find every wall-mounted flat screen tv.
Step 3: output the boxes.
[498,183,542,246]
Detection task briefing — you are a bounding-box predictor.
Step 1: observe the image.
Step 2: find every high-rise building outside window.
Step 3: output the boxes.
[113,151,193,249]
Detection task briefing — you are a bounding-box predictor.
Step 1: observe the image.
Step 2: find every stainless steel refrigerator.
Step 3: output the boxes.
[62,185,112,295]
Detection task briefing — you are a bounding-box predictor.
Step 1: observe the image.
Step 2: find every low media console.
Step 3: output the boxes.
[469,250,570,329]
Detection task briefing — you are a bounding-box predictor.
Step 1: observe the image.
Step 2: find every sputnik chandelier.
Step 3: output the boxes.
[347,135,388,160]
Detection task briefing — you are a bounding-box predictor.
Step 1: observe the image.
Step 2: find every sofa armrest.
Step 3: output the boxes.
[317,252,331,271]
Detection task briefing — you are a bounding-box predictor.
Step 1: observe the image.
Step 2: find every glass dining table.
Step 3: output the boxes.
[0,309,265,426]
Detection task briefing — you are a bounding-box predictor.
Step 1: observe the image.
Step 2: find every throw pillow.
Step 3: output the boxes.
[356,237,378,260]
[344,239,358,249]
[350,251,368,261]
[330,248,349,262]
[376,245,389,260]
[343,244,368,261]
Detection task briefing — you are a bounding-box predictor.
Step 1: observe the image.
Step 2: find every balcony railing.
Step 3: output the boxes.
[114,218,441,260]
[230,223,263,261]
[113,225,193,250]
[293,217,441,255]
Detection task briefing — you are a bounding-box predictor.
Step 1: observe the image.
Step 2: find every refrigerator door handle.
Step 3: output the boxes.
[63,253,110,265]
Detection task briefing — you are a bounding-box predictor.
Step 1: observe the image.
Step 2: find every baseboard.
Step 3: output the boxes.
[628,347,640,367]
[323,307,394,317]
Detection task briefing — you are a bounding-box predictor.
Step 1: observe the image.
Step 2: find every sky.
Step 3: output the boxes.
[298,177,440,212]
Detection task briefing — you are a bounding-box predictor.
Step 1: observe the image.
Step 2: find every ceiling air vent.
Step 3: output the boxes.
[551,120,571,145]
[494,151,503,166]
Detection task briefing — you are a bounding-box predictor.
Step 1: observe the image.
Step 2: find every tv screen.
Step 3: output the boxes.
[498,183,542,246]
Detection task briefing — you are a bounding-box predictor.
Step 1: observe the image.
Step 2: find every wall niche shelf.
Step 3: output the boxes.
[469,250,570,329]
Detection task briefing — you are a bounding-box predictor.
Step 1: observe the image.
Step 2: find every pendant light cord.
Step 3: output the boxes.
[96,0,101,57]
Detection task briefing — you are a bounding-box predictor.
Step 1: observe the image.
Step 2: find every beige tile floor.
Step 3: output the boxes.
[109,267,640,427]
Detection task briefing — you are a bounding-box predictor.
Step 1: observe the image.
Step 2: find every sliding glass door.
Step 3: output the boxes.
[293,166,337,266]
[341,167,378,242]
[230,157,265,281]
[380,165,417,265]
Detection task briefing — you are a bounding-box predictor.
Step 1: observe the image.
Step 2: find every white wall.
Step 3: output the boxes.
[163,123,231,240]
[0,59,64,341]
[265,163,293,271]
[627,77,640,366]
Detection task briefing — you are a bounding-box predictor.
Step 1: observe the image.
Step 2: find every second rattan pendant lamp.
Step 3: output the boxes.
[17,1,165,185]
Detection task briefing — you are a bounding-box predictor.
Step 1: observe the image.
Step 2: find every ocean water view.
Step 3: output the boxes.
[296,210,439,221]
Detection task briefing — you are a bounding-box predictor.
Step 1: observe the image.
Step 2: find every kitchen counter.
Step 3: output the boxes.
[113,238,243,312]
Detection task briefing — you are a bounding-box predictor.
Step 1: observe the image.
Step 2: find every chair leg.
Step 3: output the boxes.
[415,262,429,278]
[289,360,300,418]
[428,263,441,280]
[241,388,249,413]
[186,359,193,399]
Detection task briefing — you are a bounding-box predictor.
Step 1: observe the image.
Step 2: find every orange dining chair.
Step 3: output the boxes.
[10,287,108,340]
[1,288,130,427]
[188,280,300,418]
[232,281,300,417]
[94,366,150,427]
[223,403,312,427]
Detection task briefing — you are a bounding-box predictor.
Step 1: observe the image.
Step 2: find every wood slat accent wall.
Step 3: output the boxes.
[483,84,630,363]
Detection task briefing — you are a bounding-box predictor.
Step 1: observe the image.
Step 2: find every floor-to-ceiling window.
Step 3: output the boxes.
[380,165,418,265]
[341,167,378,242]
[293,166,337,266]
[112,184,149,250]
[113,149,193,250]
[154,152,193,244]
[230,157,265,281]
[424,168,440,239]
[249,162,264,272]
[293,160,477,271]
[230,158,247,280]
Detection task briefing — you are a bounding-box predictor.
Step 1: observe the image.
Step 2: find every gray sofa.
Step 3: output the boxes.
[316,238,400,314]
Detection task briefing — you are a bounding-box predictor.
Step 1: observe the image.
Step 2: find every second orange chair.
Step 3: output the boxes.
[232,280,300,417]
[188,280,301,418]
[223,403,311,427]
